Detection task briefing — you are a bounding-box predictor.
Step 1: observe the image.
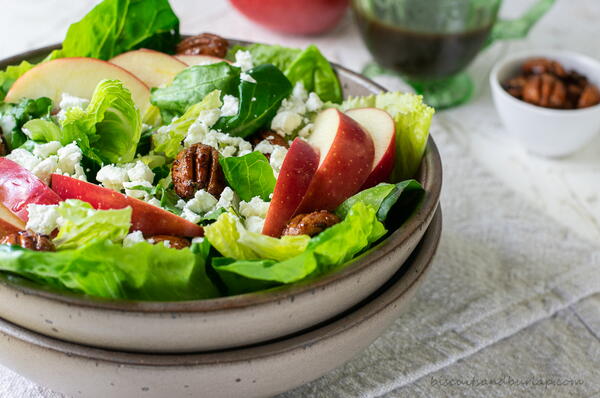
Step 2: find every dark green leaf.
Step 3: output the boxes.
[0,97,53,150]
[219,151,276,201]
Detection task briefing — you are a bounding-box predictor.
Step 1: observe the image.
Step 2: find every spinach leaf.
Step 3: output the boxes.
[214,64,293,138]
[61,0,180,60]
[0,97,53,150]
[150,63,240,116]
[219,151,276,202]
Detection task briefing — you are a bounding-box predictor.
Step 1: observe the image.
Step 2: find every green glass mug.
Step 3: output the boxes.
[352,0,555,109]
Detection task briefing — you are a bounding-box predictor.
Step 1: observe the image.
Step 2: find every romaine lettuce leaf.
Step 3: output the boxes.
[0,97,53,150]
[61,0,180,60]
[53,199,132,250]
[151,63,240,116]
[61,79,142,165]
[213,64,293,137]
[334,92,434,181]
[22,119,61,143]
[0,61,34,100]
[219,151,276,202]
[0,240,219,301]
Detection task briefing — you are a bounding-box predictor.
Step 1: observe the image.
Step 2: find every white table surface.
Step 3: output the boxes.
[1,1,599,397]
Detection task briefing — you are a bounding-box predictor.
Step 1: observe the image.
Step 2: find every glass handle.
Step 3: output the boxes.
[486,0,555,45]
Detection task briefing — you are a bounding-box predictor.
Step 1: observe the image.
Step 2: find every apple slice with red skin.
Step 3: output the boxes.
[0,202,26,238]
[110,49,187,88]
[346,108,396,189]
[262,138,320,237]
[175,55,232,66]
[0,158,62,222]
[293,108,374,214]
[51,174,203,238]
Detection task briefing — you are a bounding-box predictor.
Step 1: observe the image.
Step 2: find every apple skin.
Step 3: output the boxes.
[0,202,26,238]
[230,0,348,35]
[51,174,204,238]
[346,108,396,189]
[262,138,320,237]
[175,55,231,66]
[5,57,151,116]
[295,109,374,214]
[110,49,187,88]
[0,158,62,222]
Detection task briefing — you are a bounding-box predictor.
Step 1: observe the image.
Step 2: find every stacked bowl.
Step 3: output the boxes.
[0,42,443,398]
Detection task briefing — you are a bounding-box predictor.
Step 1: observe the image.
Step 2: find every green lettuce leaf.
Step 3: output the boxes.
[152,90,222,158]
[334,92,434,181]
[219,151,276,202]
[214,64,293,137]
[61,0,180,60]
[0,61,34,100]
[53,200,131,250]
[0,240,218,301]
[61,79,142,165]
[21,119,61,142]
[226,44,301,70]
[204,212,310,262]
[151,63,240,116]
[0,97,53,150]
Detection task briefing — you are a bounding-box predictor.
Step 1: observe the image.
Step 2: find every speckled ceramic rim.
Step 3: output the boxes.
[0,41,443,314]
[0,209,442,366]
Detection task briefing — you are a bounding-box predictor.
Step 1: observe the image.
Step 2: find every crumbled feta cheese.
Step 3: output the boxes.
[216,187,238,210]
[254,139,276,154]
[96,165,129,191]
[72,164,88,181]
[57,93,89,121]
[123,231,145,247]
[239,196,270,219]
[32,156,58,184]
[297,123,314,138]
[6,148,41,171]
[185,128,252,158]
[186,190,218,214]
[292,82,309,102]
[176,199,187,210]
[279,97,306,115]
[181,207,202,224]
[0,114,16,134]
[233,50,254,72]
[220,95,239,117]
[33,141,62,158]
[127,160,154,184]
[198,108,221,128]
[271,111,302,136]
[245,216,265,234]
[270,146,288,176]
[240,72,257,84]
[191,237,205,244]
[305,92,324,112]
[57,143,83,175]
[123,180,153,200]
[26,204,59,235]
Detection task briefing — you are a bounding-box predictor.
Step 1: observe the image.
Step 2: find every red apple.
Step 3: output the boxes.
[110,49,187,88]
[175,55,231,66]
[294,108,374,214]
[0,203,26,238]
[346,108,396,189]
[51,174,203,238]
[0,158,62,222]
[262,138,320,237]
[230,0,348,35]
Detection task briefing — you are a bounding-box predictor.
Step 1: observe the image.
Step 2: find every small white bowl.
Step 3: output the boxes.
[490,50,600,157]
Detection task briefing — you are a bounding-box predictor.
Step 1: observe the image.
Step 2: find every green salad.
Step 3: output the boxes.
[0,0,434,301]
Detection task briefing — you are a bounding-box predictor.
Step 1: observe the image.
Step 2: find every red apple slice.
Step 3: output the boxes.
[5,57,151,116]
[294,109,374,214]
[51,174,203,238]
[0,203,26,238]
[346,108,396,189]
[110,49,187,88]
[0,158,62,222]
[262,138,319,237]
[175,55,231,66]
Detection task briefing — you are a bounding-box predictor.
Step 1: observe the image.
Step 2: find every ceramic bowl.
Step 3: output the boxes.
[0,43,442,353]
[490,49,600,157]
[0,209,441,398]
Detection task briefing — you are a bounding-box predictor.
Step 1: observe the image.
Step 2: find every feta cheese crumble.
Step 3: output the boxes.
[220,95,239,117]
[57,93,89,121]
[239,196,270,234]
[240,72,257,84]
[270,82,324,137]
[269,146,288,177]
[123,231,146,247]
[26,204,59,235]
[233,50,254,72]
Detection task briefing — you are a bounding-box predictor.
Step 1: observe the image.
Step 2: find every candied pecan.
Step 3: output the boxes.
[522,74,567,108]
[172,144,226,200]
[0,127,6,156]
[176,33,229,58]
[249,130,290,149]
[150,235,191,250]
[282,211,341,237]
[577,84,600,108]
[502,76,528,99]
[0,230,55,251]
[522,58,567,78]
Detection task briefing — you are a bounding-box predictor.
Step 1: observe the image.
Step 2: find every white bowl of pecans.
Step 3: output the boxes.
[490,50,600,157]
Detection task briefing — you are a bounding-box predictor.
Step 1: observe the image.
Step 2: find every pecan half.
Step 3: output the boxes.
[249,130,290,149]
[578,84,600,108]
[0,127,7,156]
[176,33,229,58]
[0,230,55,251]
[172,144,226,200]
[282,211,341,237]
[522,74,567,109]
[522,58,567,78]
[502,76,528,99]
[150,235,191,250]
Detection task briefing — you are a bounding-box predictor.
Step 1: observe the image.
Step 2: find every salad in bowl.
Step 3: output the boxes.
[0,0,434,303]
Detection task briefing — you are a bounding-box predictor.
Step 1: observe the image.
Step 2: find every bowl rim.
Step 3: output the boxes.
[0,209,442,366]
[489,48,600,116]
[0,42,443,314]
